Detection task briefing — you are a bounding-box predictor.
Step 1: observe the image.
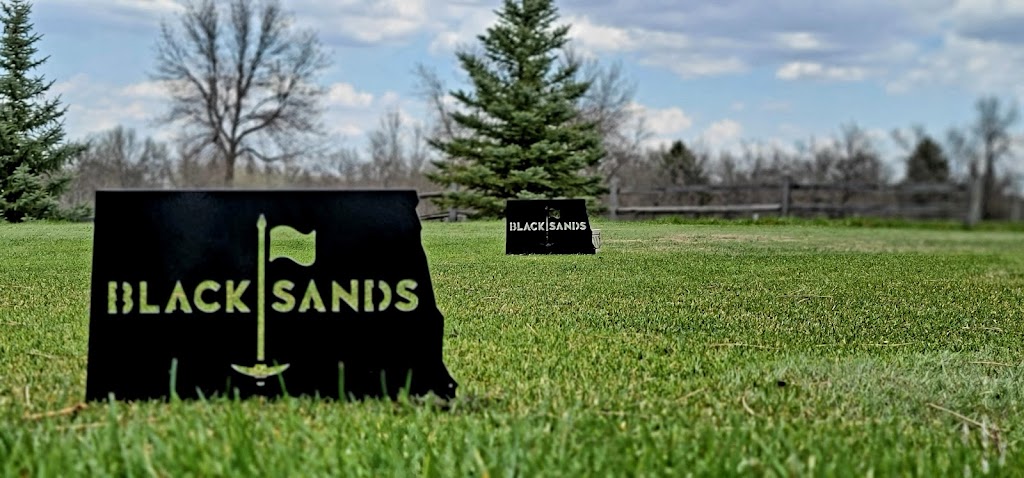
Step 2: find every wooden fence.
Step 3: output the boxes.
[74,190,461,223]
[607,177,981,223]
[403,182,1024,225]
[416,191,464,221]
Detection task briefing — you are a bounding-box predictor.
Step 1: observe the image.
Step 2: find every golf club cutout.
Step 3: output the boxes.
[229,214,311,386]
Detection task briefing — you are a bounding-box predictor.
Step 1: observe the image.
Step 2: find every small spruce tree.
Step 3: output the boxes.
[0,0,84,222]
[905,136,950,184]
[426,0,605,218]
[659,140,707,186]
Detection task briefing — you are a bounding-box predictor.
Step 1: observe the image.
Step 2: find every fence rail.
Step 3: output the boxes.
[608,177,979,224]
[615,182,968,195]
[74,190,455,223]
[416,191,462,221]
[615,203,783,215]
[71,185,1013,224]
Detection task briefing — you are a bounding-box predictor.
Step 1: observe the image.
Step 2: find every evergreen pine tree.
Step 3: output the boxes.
[426,0,605,218]
[905,136,949,184]
[658,140,707,186]
[0,0,83,222]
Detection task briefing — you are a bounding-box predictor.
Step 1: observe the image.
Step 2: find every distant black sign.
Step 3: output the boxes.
[86,190,457,402]
[505,199,595,255]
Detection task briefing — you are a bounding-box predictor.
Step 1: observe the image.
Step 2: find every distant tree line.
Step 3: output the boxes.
[609,99,1020,222]
[61,95,1021,221]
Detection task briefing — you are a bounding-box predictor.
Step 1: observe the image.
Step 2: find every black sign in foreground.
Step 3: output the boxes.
[505,199,595,255]
[86,190,457,402]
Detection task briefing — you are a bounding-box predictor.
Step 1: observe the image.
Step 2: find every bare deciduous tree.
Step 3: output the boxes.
[891,125,928,155]
[577,58,633,135]
[367,108,432,188]
[63,126,172,207]
[946,128,974,181]
[833,124,888,185]
[153,0,331,186]
[948,96,1019,221]
[318,147,364,185]
[413,63,464,147]
[368,110,409,188]
[576,56,649,181]
[974,97,1018,217]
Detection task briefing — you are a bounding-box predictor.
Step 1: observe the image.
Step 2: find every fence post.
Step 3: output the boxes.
[780,176,792,217]
[965,173,983,228]
[609,177,620,220]
[1012,195,1022,222]
[446,183,457,222]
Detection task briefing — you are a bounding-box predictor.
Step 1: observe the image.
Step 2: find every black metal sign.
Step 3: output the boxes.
[85,190,457,402]
[505,199,595,255]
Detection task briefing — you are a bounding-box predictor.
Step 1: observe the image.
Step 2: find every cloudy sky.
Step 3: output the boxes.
[32,0,1024,163]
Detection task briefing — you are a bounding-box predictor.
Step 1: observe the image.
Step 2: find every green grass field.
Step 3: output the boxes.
[1,220,1023,476]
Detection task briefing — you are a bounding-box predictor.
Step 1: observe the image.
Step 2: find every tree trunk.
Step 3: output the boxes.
[223,157,236,187]
[982,154,997,219]
[225,147,237,187]
[965,162,983,228]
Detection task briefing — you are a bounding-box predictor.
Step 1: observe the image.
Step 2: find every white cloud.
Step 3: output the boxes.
[326,83,374,108]
[949,0,1024,44]
[286,0,1010,89]
[119,80,174,99]
[653,55,748,78]
[51,0,1024,93]
[426,4,496,54]
[428,32,462,54]
[293,0,431,45]
[51,73,90,97]
[332,124,366,138]
[49,0,430,46]
[776,62,868,81]
[564,17,739,78]
[701,119,743,150]
[554,1,970,85]
[52,75,165,139]
[567,16,637,52]
[378,91,402,106]
[774,32,830,51]
[336,17,425,44]
[39,0,1024,154]
[887,33,1024,99]
[624,102,694,148]
[49,0,180,15]
[430,11,738,79]
[320,89,426,142]
[630,102,693,137]
[52,74,410,150]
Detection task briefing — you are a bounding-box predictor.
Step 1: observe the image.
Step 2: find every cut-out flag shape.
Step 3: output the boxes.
[269,223,316,266]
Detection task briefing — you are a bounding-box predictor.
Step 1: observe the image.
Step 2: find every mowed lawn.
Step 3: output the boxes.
[1,219,1023,476]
